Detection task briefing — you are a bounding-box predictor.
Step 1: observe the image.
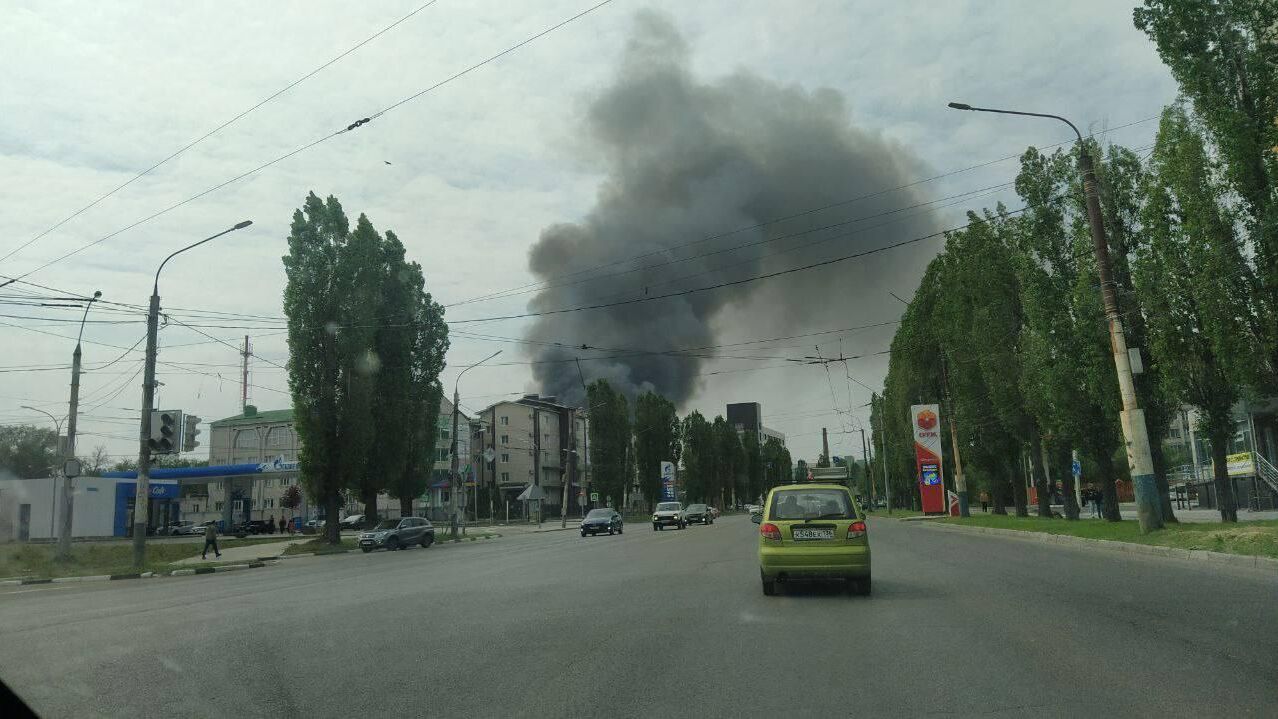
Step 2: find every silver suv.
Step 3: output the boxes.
[652,502,686,531]
[359,517,435,552]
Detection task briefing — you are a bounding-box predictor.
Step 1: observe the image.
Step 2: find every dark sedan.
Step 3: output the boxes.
[684,503,714,525]
[580,508,623,536]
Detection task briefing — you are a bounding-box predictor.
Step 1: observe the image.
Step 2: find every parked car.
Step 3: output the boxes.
[580,508,623,536]
[339,514,365,532]
[359,517,435,552]
[158,520,196,536]
[652,502,686,531]
[302,519,326,535]
[684,503,713,525]
[246,520,275,535]
[755,483,870,596]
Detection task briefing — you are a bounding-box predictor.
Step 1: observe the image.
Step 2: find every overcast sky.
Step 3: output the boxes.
[0,0,1178,469]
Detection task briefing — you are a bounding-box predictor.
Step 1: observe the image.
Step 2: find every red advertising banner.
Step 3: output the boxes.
[910,404,946,513]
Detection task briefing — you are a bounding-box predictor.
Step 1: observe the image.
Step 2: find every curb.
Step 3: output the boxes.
[169,561,273,577]
[920,522,1278,572]
[1,571,156,587]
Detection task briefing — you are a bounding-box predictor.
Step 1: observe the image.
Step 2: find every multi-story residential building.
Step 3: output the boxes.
[470,394,587,519]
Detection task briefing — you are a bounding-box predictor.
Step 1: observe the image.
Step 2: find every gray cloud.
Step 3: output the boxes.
[525,10,938,407]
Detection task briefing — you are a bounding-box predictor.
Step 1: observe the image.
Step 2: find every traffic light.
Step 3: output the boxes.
[183,414,202,452]
[149,409,182,455]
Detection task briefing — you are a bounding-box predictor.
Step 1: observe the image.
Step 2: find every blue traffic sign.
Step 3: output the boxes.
[1071,460,1082,478]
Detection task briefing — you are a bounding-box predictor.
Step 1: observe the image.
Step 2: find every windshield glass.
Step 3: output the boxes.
[586,509,612,518]
[374,520,398,530]
[769,489,856,520]
[656,503,681,512]
[687,504,706,512]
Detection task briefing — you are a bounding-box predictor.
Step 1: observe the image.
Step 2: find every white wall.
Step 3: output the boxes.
[0,477,171,540]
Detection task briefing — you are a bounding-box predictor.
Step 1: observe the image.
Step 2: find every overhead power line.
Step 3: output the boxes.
[0,0,441,267]
[0,0,615,290]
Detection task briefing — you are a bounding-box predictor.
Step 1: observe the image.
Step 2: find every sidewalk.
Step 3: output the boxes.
[1044,502,1278,523]
[172,539,305,566]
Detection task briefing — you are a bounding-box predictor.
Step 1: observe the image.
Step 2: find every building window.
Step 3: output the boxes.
[501,453,509,463]
[265,478,274,488]
[266,427,293,449]
[500,416,509,426]
[439,426,450,441]
[435,448,449,463]
[234,430,259,449]
[500,435,509,445]
[500,472,510,482]
[263,498,274,509]
[192,504,200,513]
[215,501,224,511]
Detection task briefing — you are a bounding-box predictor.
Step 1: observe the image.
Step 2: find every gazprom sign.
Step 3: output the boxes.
[660,461,676,500]
[259,455,299,473]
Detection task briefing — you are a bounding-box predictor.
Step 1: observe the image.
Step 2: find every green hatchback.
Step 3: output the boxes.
[755,483,871,596]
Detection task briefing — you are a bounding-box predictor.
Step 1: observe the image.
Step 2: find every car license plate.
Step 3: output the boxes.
[792,527,834,541]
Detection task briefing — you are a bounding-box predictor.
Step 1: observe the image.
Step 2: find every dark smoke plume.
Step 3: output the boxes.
[527,11,938,407]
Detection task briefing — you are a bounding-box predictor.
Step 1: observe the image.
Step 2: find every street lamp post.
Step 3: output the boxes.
[450,350,501,542]
[22,406,64,539]
[133,221,252,567]
[58,290,101,558]
[947,101,1162,533]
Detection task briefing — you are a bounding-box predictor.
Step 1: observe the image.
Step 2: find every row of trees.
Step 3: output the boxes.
[283,193,450,542]
[585,379,794,510]
[874,0,1277,525]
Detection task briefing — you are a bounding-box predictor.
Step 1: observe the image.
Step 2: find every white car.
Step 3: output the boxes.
[161,520,197,536]
[339,514,365,531]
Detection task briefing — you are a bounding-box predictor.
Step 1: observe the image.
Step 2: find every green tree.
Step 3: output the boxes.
[742,431,763,505]
[586,379,630,510]
[633,391,679,509]
[680,411,713,502]
[384,237,449,518]
[1135,0,1278,379]
[712,416,743,507]
[0,425,57,478]
[1134,104,1260,522]
[283,193,353,543]
[280,484,303,522]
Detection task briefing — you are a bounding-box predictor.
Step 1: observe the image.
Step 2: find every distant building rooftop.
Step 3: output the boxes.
[209,406,294,428]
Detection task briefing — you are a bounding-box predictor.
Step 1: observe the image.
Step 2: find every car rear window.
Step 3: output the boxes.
[687,504,706,512]
[586,509,612,518]
[769,489,856,520]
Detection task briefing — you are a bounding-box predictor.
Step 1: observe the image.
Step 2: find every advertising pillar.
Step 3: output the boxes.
[911,404,946,514]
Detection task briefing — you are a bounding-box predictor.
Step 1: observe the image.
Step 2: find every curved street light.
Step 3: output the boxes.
[449,350,502,541]
[946,101,1161,533]
[133,221,253,567]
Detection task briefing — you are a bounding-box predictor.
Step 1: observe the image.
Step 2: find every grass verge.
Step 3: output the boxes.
[938,513,1278,560]
[282,538,358,555]
[0,536,294,579]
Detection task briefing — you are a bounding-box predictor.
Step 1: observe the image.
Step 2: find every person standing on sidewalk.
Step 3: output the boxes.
[979,490,990,513]
[202,521,221,559]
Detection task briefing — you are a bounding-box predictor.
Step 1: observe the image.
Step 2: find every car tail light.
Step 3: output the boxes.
[760,523,782,541]
[847,521,867,539]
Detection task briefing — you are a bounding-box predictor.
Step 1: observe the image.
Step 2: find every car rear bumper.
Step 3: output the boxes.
[759,544,871,579]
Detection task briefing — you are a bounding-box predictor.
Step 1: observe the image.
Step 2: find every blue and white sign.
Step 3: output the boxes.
[1071,460,1082,478]
[660,461,676,501]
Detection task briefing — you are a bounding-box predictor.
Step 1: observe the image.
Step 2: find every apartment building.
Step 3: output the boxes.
[471,394,587,519]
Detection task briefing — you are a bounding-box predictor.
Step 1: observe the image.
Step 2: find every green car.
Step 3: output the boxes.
[754,483,870,596]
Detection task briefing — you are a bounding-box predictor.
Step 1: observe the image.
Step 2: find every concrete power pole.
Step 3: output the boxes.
[59,290,100,558]
[821,427,830,467]
[876,395,891,514]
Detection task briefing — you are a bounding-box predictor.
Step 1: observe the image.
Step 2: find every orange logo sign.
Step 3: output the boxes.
[916,409,938,431]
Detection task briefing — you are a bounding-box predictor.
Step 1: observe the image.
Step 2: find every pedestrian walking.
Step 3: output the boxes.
[279,516,287,534]
[267,514,276,534]
[202,521,221,559]
[979,490,990,513]
[1094,487,1104,518]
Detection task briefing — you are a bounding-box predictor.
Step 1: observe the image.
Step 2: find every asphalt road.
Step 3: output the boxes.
[1,515,1274,718]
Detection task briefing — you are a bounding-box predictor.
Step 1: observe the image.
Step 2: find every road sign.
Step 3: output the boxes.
[1071,460,1082,478]
[590,492,599,503]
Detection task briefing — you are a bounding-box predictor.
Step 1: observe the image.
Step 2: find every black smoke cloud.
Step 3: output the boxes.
[526,11,938,408]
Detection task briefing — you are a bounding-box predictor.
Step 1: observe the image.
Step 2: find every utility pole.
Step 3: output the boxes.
[134,221,252,567]
[947,101,1162,533]
[941,357,969,517]
[875,394,891,514]
[561,408,575,528]
[859,426,871,507]
[575,357,590,507]
[451,350,501,541]
[59,290,101,558]
[240,335,251,412]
